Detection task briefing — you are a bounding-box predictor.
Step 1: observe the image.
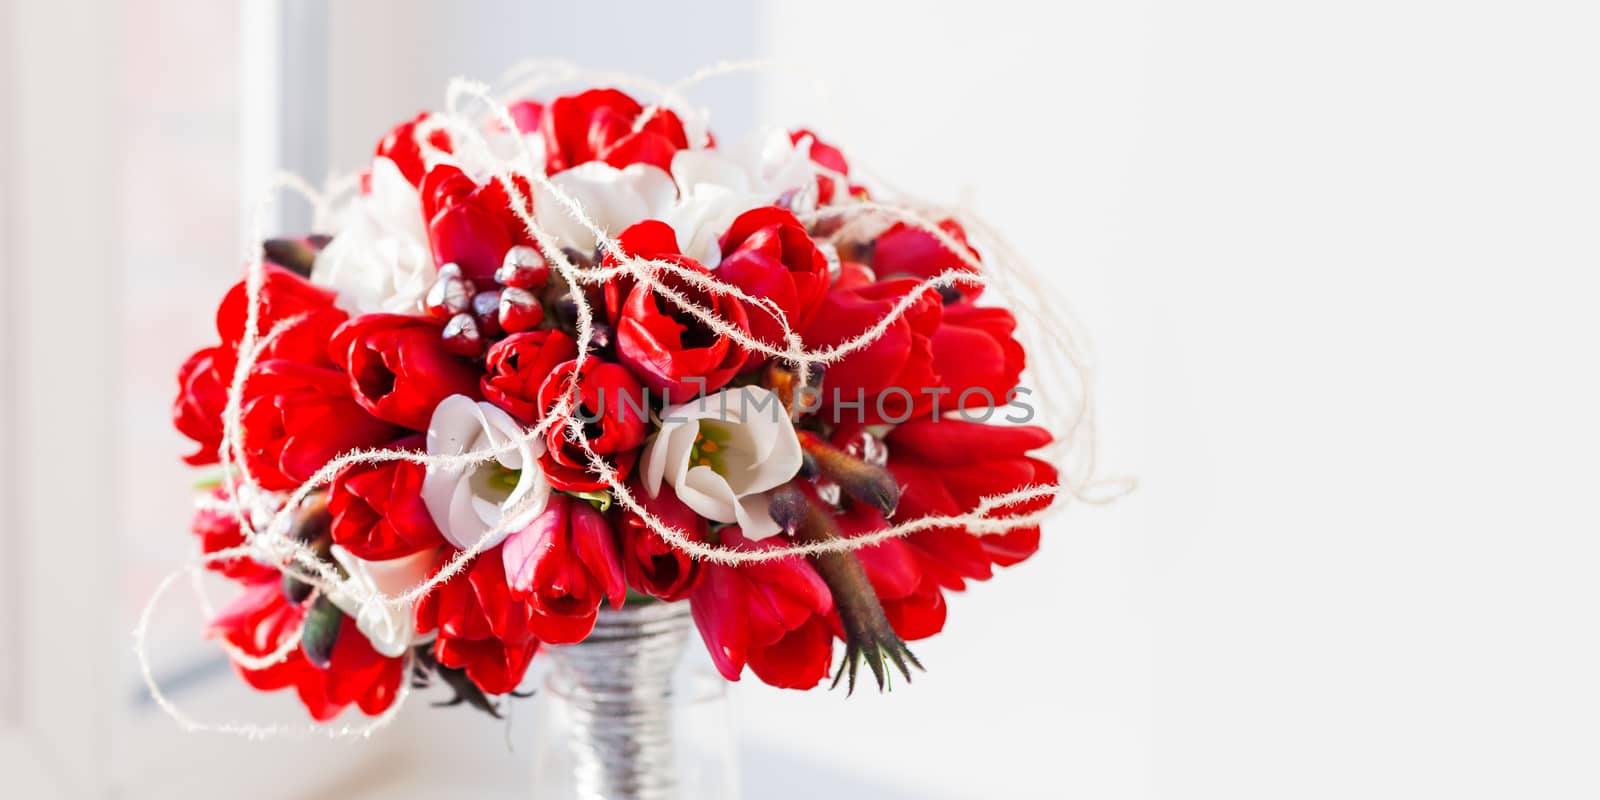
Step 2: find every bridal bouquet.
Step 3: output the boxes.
[172,86,1061,723]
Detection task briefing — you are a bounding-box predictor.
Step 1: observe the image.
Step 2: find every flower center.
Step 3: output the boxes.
[353,349,397,401]
[484,463,522,495]
[688,422,732,475]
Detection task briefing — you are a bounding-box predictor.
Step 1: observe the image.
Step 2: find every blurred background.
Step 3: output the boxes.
[4,0,1599,797]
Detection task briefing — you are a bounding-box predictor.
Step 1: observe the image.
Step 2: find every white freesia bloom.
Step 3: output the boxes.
[533,134,822,270]
[642,386,803,540]
[658,182,757,267]
[311,157,436,314]
[670,127,820,215]
[475,122,547,177]
[534,162,676,256]
[422,395,551,551]
[327,545,436,658]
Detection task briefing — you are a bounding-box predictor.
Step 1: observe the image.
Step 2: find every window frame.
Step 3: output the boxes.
[0,1,398,796]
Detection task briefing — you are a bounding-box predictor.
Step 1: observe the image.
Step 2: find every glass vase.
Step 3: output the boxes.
[531,600,738,799]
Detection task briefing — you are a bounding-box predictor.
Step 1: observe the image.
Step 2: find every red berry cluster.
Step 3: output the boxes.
[425,246,549,357]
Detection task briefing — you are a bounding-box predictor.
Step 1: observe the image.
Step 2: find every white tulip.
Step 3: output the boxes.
[534,162,677,256]
[641,386,803,540]
[327,545,437,658]
[421,395,551,551]
[670,127,821,216]
[472,124,547,178]
[657,182,757,267]
[311,157,437,315]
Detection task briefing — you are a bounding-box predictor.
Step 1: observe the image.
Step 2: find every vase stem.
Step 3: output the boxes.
[545,600,693,800]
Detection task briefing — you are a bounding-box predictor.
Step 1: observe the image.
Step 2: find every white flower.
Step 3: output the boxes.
[534,162,677,256]
[670,127,821,216]
[474,121,547,177]
[641,386,803,540]
[311,157,437,315]
[659,128,835,266]
[327,545,436,658]
[421,395,551,551]
[533,136,819,270]
[657,182,756,267]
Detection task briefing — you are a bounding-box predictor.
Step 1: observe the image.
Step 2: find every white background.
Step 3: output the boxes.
[5,0,1600,797]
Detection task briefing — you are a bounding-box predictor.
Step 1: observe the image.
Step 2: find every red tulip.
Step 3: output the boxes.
[716,206,830,368]
[414,548,541,695]
[883,418,1058,589]
[239,360,402,491]
[802,263,942,425]
[618,479,707,602]
[481,330,579,424]
[930,302,1025,404]
[208,576,404,721]
[420,163,534,283]
[689,527,835,689]
[535,358,649,492]
[374,110,453,187]
[871,218,983,302]
[330,314,483,431]
[173,346,231,466]
[214,264,347,364]
[175,266,349,466]
[789,128,853,204]
[328,435,447,561]
[501,494,626,644]
[609,221,751,403]
[542,88,689,174]
[190,487,277,582]
[504,100,543,135]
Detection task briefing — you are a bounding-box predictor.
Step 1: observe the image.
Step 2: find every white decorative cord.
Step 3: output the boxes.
[135,59,1132,737]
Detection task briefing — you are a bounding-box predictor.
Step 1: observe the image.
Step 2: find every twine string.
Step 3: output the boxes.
[135,60,1129,738]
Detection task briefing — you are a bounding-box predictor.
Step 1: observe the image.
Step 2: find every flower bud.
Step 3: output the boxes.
[797,431,899,516]
[586,320,615,354]
[425,266,474,319]
[495,245,548,289]
[471,289,503,338]
[288,492,331,543]
[440,312,484,358]
[281,537,332,606]
[796,495,921,694]
[282,570,316,605]
[497,287,544,333]
[263,237,321,278]
[766,481,808,537]
[300,593,343,669]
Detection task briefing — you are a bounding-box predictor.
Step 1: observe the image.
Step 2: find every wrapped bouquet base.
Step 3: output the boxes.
[539,601,699,799]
